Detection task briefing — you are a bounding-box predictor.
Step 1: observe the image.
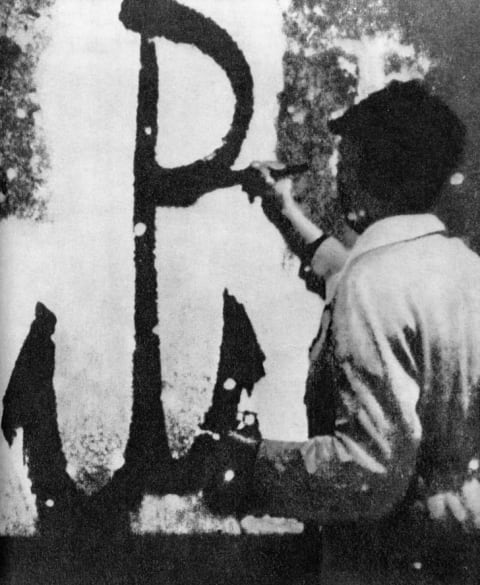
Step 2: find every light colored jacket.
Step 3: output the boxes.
[252,214,480,578]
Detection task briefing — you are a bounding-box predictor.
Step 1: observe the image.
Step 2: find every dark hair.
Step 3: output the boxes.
[328,80,466,213]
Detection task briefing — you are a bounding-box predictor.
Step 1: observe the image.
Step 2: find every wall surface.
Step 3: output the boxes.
[1,0,480,537]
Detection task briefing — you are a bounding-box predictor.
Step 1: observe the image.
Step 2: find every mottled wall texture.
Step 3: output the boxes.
[279,0,480,248]
[1,0,480,536]
[0,0,53,219]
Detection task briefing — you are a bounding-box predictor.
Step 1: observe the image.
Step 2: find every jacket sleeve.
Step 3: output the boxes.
[251,260,422,524]
[309,236,348,281]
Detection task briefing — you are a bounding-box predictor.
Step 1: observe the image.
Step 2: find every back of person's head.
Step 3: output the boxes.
[328,80,466,213]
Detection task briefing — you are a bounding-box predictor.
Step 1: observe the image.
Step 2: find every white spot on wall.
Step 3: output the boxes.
[134,222,147,237]
[468,458,479,471]
[224,469,235,482]
[223,378,236,391]
[241,514,304,534]
[413,562,423,571]
[328,148,339,177]
[6,168,18,181]
[16,108,27,119]
[450,172,465,186]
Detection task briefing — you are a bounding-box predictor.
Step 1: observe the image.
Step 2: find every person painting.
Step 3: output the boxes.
[203,80,480,584]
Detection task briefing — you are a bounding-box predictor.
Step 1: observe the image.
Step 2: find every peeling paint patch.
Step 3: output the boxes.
[134,222,147,237]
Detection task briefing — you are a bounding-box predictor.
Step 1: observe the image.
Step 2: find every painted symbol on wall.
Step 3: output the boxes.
[1,0,261,533]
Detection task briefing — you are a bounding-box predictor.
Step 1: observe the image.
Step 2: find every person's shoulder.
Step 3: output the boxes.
[338,244,402,295]
[340,233,480,299]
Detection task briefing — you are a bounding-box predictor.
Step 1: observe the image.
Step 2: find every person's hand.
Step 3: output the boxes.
[251,161,296,214]
[202,421,262,517]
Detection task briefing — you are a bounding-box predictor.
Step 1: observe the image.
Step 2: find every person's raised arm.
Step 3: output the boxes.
[251,161,349,281]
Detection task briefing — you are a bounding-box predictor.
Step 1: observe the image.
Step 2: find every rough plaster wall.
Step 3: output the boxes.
[2,0,480,535]
[0,1,53,220]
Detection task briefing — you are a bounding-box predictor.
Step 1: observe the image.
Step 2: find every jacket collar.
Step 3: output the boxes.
[325,214,446,303]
